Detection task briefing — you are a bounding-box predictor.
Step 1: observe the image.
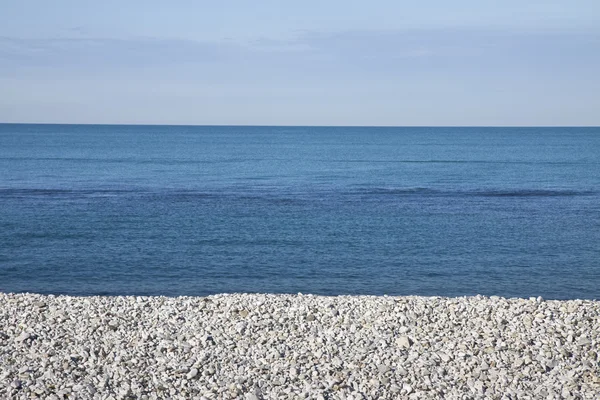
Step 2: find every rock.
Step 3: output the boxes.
[377,364,390,374]
[577,337,591,346]
[395,336,412,349]
[15,332,31,342]
[514,358,524,368]
[186,368,198,380]
[18,366,31,374]
[235,321,247,333]
[108,319,119,330]
[0,292,599,399]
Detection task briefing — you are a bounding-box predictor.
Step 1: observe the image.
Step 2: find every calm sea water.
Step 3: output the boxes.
[1,124,599,299]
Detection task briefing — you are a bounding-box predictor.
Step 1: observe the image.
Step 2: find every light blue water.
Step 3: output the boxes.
[1,124,599,299]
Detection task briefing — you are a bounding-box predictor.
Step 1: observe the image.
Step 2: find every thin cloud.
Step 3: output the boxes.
[3,28,598,72]
[1,27,599,125]
[0,36,243,69]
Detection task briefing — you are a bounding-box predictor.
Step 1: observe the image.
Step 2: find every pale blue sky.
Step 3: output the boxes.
[1,1,599,125]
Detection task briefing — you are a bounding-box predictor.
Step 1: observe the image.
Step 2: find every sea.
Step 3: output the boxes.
[0,124,598,299]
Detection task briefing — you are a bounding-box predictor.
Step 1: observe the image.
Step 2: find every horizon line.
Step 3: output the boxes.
[1,122,599,128]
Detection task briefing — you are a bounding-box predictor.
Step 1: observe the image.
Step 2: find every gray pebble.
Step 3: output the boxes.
[0,292,598,399]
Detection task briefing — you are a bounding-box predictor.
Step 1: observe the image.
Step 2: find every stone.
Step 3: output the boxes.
[0,292,599,398]
[577,337,591,346]
[235,321,247,333]
[514,358,524,368]
[377,364,390,374]
[15,332,31,342]
[438,352,451,362]
[186,368,198,380]
[396,336,412,349]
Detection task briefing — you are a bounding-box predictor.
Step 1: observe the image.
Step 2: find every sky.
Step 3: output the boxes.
[1,1,599,126]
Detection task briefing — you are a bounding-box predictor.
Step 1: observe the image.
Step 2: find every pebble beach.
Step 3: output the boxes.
[1,293,599,399]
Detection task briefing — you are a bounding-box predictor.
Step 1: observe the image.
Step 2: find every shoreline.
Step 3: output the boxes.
[2,292,599,399]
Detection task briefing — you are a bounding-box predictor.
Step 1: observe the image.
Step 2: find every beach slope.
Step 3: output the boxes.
[1,293,599,399]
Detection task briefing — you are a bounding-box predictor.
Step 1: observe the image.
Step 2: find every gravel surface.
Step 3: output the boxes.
[1,293,599,399]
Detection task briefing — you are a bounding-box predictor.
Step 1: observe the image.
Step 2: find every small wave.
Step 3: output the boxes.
[355,187,438,195]
[472,189,593,197]
[0,188,137,198]
[350,187,595,198]
[0,156,271,165]
[1,187,595,201]
[326,159,596,165]
[14,231,92,240]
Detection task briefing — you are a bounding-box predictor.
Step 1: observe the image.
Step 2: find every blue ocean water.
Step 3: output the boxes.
[0,124,599,299]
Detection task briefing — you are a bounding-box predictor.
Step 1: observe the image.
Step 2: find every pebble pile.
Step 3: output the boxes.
[1,293,599,399]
